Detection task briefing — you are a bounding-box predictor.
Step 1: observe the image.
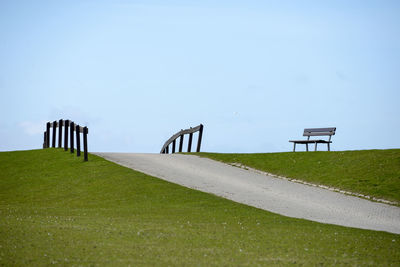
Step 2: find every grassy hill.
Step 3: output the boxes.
[0,149,399,266]
[197,149,400,204]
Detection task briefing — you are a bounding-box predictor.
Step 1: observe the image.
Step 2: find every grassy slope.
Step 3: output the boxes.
[0,149,399,266]
[197,149,400,203]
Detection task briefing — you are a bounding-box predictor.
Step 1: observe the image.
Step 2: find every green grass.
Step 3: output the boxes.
[196,149,400,204]
[0,149,399,266]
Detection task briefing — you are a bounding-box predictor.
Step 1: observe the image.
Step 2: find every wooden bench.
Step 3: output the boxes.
[289,127,336,152]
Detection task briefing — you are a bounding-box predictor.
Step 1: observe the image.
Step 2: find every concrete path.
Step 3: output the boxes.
[95,153,400,234]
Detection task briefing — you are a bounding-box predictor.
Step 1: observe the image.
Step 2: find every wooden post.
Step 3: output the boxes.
[179,134,184,152]
[46,122,50,148]
[76,125,81,157]
[52,121,57,147]
[58,119,63,148]
[172,139,176,153]
[64,120,69,151]
[70,121,74,153]
[83,127,88,161]
[43,131,47,148]
[166,146,169,154]
[196,124,203,152]
[188,132,193,152]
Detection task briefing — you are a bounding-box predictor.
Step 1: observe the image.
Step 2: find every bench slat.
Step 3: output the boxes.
[303,132,335,136]
[289,140,332,144]
[303,127,336,136]
[304,127,336,132]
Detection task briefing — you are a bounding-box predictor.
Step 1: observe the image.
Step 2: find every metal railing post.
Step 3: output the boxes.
[172,140,176,153]
[196,124,203,152]
[179,133,184,152]
[188,131,193,152]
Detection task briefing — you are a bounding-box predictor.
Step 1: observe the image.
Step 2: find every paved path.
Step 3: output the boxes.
[95,153,400,234]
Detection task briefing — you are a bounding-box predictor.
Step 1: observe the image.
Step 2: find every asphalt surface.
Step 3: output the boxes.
[95,153,400,234]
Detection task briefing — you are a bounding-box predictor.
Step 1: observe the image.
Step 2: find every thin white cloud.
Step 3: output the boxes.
[19,121,47,136]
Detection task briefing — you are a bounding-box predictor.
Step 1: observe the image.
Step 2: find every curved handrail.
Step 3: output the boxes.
[160,124,203,154]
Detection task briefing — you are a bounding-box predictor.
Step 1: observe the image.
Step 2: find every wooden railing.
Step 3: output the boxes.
[160,124,204,154]
[43,119,89,161]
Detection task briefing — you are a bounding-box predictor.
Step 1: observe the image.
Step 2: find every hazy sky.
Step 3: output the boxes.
[1,0,399,153]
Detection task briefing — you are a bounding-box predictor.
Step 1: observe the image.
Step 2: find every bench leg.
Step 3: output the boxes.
[327,143,330,151]
[293,143,296,152]
[306,143,309,152]
[315,143,318,151]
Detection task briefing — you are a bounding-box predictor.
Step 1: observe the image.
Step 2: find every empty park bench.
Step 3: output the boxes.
[289,127,336,152]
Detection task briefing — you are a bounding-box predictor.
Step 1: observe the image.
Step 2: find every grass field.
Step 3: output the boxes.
[197,149,400,204]
[0,149,399,266]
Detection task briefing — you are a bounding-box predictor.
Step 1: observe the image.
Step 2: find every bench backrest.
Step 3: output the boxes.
[303,127,336,137]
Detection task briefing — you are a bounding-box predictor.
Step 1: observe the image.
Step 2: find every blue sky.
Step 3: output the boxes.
[1,0,399,153]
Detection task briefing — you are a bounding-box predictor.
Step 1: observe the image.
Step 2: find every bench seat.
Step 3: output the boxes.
[289,140,332,144]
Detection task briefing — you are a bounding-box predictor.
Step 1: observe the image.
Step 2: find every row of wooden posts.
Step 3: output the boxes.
[43,119,89,161]
[160,124,203,154]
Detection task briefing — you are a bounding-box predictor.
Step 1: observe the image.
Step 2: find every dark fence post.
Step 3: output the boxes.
[43,132,47,148]
[70,121,74,153]
[166,146,169,154]
[44,119,89,161]
[52,121,57,147]
[196,124,203,152]
[179,133,184,152]
[172,140,176,153]
[58,119,63,148]
[64,120,69,151]
[46,122,50,148]
[83,127,88,161]
[76,125,81,157]
[188,132,193,152]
